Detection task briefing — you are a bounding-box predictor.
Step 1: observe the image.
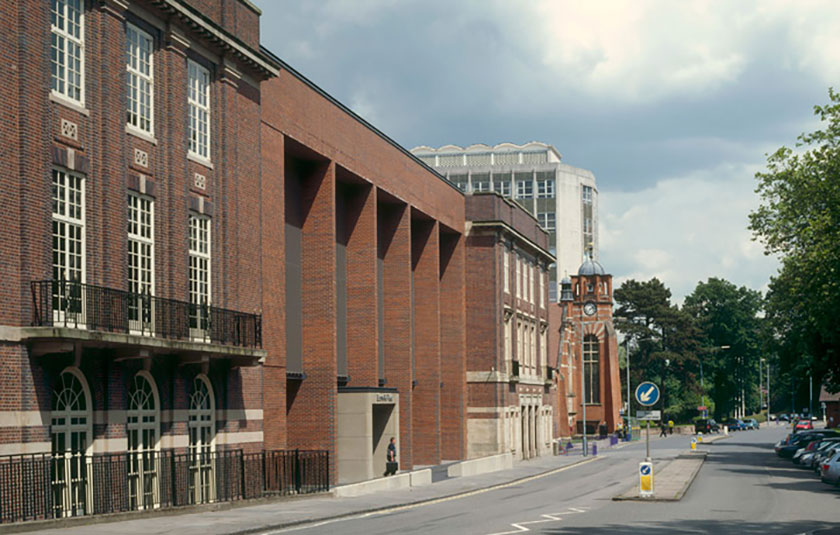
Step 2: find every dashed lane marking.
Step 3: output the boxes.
[261,458,601,533]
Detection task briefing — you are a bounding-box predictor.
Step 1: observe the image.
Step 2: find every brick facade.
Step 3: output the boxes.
[464,193,557,460]
[0,0,274,467]
[259,59,466,479]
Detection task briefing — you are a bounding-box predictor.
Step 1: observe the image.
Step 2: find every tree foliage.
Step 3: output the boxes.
[749,88,840,391]
[615,277,764,422]
[683,278,764,420]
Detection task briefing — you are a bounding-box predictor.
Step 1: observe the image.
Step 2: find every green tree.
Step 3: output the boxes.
[749,88,840,392]
[614,278,701,422]
[683,278,764,420]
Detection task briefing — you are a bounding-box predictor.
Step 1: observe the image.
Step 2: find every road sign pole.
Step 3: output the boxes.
[646,420,650,461]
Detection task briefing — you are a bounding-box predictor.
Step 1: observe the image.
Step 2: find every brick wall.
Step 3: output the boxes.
[1,0,268,456]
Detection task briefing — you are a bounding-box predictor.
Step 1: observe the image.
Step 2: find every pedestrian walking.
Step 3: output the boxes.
[659,421,668,437]
[668,419,674,435]
[384,437,398,476]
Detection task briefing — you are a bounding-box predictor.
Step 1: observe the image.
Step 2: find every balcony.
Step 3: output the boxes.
[26,281,264,364]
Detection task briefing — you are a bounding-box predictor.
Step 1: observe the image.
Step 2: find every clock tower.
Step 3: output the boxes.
[557,248,622,436]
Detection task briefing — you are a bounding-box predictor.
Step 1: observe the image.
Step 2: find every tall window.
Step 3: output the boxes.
[538,212,555,232]
[503,248,509,293]
[52,169,85,321]
[128,194,154,332]
[189,214,211,334]
[582,185,593,204]
[583,335,600,404]
[188,59,210,160]
[539,271,545,308]
[126,23,154,133]
[189,375,215,504]
[127,373,159,510]
[51,369,91,518]
[515,255,521,298]
[51,0,84,103]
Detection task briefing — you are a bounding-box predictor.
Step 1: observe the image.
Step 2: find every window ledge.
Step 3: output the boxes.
[126,125,158,145]
[188,152,214,170]
[50,92,90,117]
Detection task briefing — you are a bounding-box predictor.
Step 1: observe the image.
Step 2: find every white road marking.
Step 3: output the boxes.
[484,507,589,535]
[261,458,601,534]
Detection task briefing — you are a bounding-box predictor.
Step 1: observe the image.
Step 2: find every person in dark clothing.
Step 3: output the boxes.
[387,437,397,462]
[384,437,398,476]
[659,421,668,437]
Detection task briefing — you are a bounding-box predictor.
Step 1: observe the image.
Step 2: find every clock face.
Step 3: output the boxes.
[584,301,597,316]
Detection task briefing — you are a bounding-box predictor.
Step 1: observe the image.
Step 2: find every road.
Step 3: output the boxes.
[269,426,840,535]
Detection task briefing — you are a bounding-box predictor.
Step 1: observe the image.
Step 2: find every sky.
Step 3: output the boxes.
[255,0,838,303]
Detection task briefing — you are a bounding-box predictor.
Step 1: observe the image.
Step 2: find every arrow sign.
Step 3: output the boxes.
[635,382,660,407]
[640,464,651,476]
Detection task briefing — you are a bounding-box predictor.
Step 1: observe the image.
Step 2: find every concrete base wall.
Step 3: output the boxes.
[448,452,513,478]
[333,468,431,498]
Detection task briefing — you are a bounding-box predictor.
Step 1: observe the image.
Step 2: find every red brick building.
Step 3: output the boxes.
[258,53,467,484]
[1,0,276,515]
[464,193,557,459]
[552,254,622,437]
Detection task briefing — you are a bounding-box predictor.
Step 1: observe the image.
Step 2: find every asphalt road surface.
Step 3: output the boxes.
[270,426,840,535]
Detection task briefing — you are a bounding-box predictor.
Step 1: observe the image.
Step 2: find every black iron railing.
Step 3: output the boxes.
[31,280,261,348]
[0,449,329,524]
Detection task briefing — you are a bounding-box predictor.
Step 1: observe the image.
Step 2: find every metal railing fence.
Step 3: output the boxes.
[0,449,328,524]
[31,280,261,348]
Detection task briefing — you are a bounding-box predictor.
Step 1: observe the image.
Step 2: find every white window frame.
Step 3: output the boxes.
[516,180,533,199]
[188,375,216,504]
[493,178,511,196]
[51,0,85,105]
[189,213,211,338]
[582,185,593,205]
[515,255,521,299]
[538,212,556,232]
[52,168,86,325]
[503,248,509,294]
[126,23,154,134]
[128,193,155,334]
[539,270,545,308]
[127,372,160,510]
[537,179,555,198]
[188,59,211,161]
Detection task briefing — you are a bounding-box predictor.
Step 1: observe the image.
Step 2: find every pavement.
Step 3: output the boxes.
[8,431,709,535]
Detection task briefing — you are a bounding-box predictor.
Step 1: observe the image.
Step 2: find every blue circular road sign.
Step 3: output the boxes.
[635,382,661,406]
[640,464,651,476]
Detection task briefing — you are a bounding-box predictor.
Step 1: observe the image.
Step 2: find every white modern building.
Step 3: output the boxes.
[411,142,599,300]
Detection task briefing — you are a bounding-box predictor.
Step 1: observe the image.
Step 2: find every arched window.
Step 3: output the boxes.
[127,372,159,510]
[583,335,600,404]
[51,368,92,517]
[188,375,215,504]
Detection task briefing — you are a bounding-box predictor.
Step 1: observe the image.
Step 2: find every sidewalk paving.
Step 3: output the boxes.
[8,434,694,535]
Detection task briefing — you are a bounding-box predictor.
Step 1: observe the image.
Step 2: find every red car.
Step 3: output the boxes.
[796,420,814,431]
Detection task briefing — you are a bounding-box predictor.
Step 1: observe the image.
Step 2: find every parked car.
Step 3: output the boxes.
[793,438,822,465]
[795,419,814,431]
[743,418,759,430]
[723,418,745,431]
[810,440,840,472]
[694,418,720,434]
[779,413,790,422]
[820,450,840,486]
[776,430,840,458]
